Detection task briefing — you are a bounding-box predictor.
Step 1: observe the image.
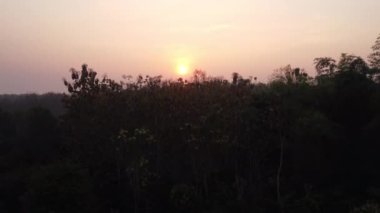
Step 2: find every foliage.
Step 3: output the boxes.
[1,36,380,213]
[351,202,380,213]
[369,35,380,69]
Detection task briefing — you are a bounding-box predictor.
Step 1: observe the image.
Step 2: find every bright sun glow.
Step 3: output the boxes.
[177,64,189,75]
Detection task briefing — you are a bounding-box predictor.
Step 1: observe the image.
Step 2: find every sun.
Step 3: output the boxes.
[174,57,192,76]
[177,64,189,76]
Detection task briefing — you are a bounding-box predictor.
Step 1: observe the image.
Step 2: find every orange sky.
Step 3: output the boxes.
[1,0,380,93]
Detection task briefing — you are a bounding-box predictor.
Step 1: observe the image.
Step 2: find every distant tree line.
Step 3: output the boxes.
[1,35,380,213]
[0,93,65,117]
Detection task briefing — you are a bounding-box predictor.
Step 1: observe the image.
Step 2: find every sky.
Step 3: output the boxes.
[1,0,380,93]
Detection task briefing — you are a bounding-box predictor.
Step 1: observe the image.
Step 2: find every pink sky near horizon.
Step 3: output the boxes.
[1,0,380,93]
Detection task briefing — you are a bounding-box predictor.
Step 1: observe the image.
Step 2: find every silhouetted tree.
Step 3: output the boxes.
[314,57,337,76]
[337,53,369,74]
[369,34,380,69]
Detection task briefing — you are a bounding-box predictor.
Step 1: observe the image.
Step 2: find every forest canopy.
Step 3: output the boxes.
[1,36,380,213]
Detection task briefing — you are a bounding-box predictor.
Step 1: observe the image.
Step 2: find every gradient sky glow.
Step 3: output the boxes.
[1,0,380,93]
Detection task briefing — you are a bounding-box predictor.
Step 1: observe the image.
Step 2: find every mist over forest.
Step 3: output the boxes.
[1,35,380,213]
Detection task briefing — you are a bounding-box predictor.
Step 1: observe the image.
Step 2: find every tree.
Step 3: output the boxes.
[314,57,337,76]
[337,53,369,74]
[368,34,380,69]
[63,64,122,96]
[272,65,311,84]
